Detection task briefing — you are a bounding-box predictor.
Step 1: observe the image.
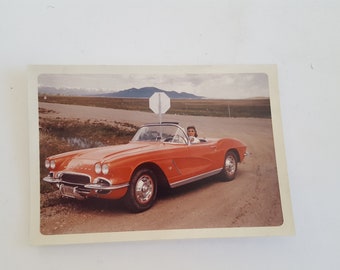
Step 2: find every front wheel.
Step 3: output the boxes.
[123,168,157,213]
[220,151,238,181]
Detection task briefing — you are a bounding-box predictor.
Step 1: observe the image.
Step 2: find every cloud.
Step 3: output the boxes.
[38,72,269,99]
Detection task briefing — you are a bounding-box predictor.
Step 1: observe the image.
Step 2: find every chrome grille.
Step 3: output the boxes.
[60,173,90,185]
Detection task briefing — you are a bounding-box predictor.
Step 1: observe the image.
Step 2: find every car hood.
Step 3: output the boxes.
[51,142,162,165]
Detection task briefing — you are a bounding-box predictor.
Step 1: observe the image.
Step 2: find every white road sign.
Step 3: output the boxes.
[149,92,171,114]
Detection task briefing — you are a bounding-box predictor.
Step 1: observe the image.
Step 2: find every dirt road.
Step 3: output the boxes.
[39,102,283,235]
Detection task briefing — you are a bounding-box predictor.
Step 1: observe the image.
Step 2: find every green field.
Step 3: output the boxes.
[39,95,272,118]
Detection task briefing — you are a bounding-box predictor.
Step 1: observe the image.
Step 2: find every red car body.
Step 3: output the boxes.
[43,123,247,212]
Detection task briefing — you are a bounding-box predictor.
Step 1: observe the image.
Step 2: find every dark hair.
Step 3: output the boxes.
[187,126,198,137]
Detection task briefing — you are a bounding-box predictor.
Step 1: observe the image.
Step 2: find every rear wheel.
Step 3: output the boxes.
[123,168,157,213]
[220,151,238,181]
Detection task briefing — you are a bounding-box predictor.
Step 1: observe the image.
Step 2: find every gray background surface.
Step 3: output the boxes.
[1,0,339,269]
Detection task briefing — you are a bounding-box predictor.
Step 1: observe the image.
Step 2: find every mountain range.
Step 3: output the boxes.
[99,87,202,99]
[38,86,203,99]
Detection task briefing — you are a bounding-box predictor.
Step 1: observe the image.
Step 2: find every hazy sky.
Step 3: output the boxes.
[38,73,269,99]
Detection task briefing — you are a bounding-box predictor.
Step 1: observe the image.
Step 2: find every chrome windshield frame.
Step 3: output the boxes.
[131,123,190,145]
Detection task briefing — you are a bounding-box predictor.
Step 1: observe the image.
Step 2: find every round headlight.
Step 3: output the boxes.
[102,164,109,175]
[95,163,102,174]
[50,160,56,169]
[45,160,50,169]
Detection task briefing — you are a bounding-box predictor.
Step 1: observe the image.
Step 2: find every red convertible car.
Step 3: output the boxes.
[43,122,247,212]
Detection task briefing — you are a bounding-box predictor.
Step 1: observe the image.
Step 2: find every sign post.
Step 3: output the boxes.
[149,92,171,123]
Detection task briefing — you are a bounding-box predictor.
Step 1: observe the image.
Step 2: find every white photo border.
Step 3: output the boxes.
[28,65,294,245]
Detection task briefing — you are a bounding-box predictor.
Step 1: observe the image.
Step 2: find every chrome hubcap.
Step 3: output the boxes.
[135,175,154,204]
[225,155,236,175]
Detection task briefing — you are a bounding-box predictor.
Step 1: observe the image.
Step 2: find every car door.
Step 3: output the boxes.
[187,141,219,175]
[171,141,219,179]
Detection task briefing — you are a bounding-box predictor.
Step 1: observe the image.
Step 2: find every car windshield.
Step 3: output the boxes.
[132,124,188,144]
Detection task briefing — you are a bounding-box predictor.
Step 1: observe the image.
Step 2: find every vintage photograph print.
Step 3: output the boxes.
[29,65,294,245]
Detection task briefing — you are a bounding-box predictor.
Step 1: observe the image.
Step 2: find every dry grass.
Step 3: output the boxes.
[39,95,272,118]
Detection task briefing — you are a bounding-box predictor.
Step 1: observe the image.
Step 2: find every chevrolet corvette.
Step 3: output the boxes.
[43,122,247,212]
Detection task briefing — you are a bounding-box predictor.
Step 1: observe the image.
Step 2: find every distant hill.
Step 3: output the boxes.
[38,86,203,99]
[98,87,203,99]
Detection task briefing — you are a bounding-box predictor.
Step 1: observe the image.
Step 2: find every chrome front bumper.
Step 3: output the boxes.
[43,175,129,191]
